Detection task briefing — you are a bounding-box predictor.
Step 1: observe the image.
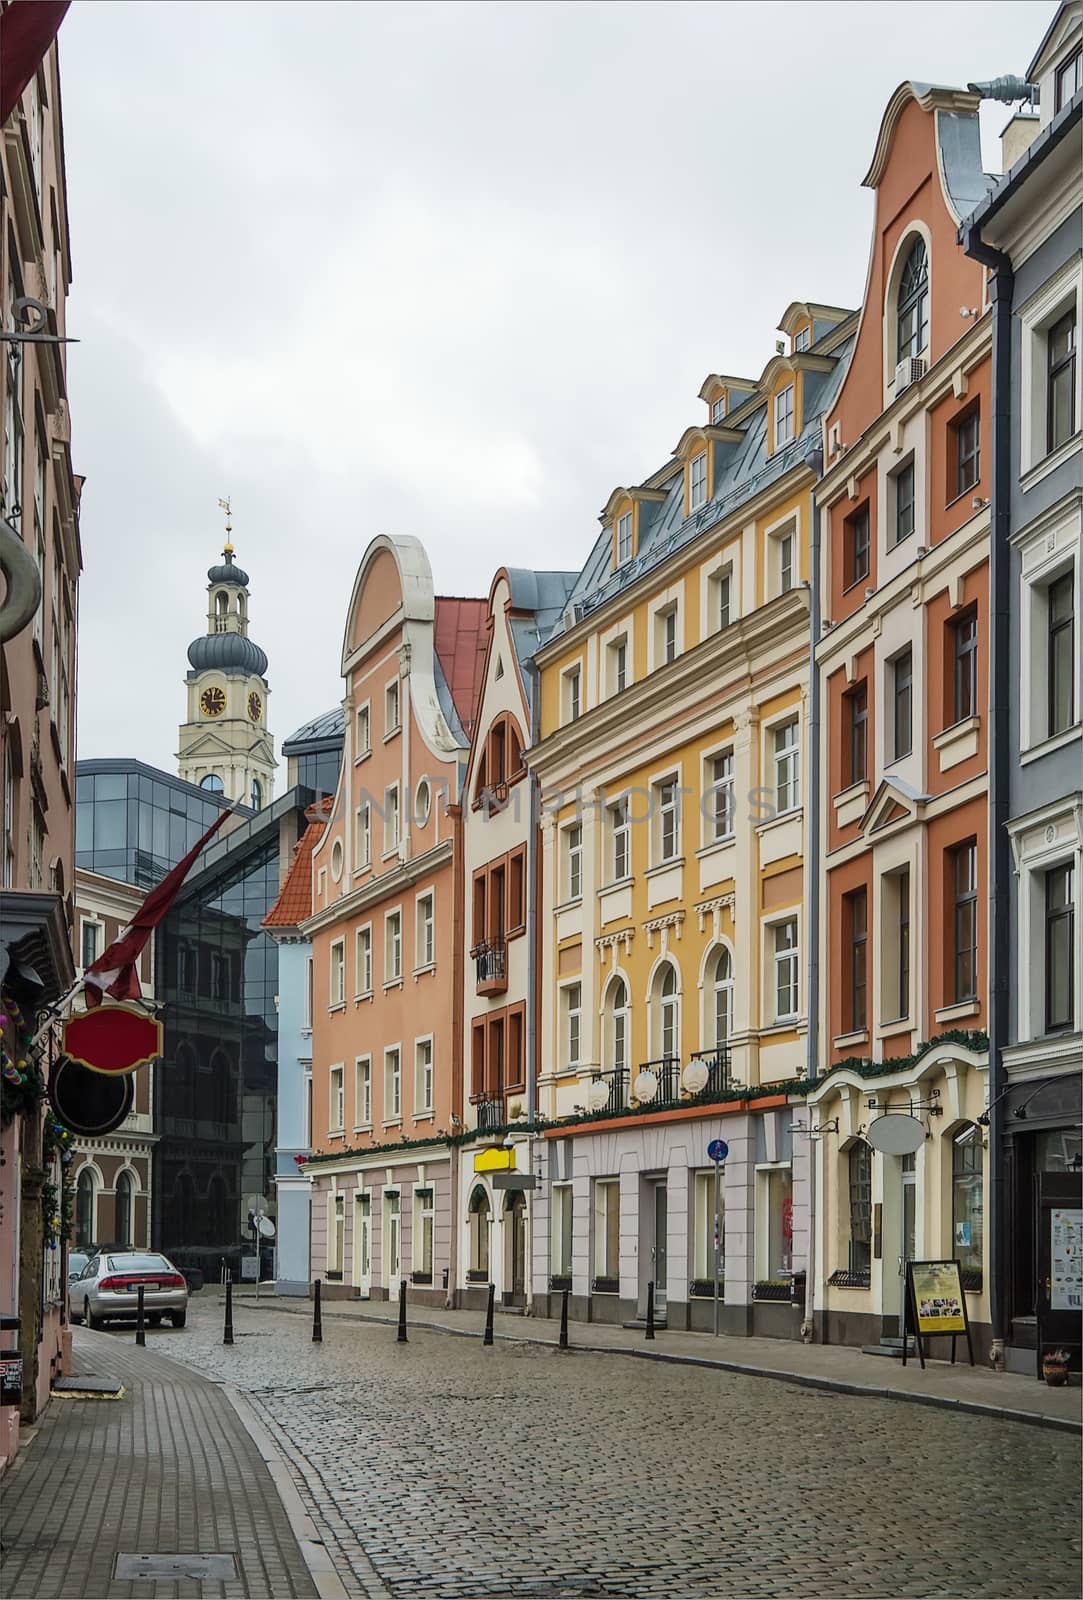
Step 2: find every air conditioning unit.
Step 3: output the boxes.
[894,356,927,394]
[562,601,584,631]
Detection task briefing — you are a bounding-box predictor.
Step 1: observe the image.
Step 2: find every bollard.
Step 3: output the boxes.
[223,1276,234,1345]
[135,1284,146,1347]
[312,1278,323,1343]
[397,1278,408,1343]
[559,1288,569,1350]
[645,1280,656,1341]
[482,1281,495,1347]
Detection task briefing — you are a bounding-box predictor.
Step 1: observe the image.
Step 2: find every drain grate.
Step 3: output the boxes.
[114,1554,237,1581]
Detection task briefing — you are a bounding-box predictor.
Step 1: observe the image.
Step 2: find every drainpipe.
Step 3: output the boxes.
[957,233,1013,1366]
[523,655,542,1316]
[802,451,824,1342]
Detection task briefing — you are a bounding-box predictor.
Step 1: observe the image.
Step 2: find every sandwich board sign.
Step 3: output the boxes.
[902,1258,974,1369]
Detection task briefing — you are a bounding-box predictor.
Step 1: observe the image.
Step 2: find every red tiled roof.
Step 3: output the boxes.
[433,596,488,738]
[262,798,332,929]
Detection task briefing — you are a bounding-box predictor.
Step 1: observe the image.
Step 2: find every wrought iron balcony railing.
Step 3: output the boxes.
[474,940,507,993]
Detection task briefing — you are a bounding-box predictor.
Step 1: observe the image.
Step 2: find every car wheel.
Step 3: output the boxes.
[85,1297,104,1331]
[170,1310,186,1329]
[146,1313,162,1327]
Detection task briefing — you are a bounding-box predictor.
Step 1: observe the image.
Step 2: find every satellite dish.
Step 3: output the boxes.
[632,1069,658,1103]
[866,1114,925,1155]
[48,1055,134,1136]
[682,1061,709,1094]
[587,1080,611,1112]
[256,1215,276,1238]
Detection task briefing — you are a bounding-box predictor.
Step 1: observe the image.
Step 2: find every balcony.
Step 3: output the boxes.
[474,940,507,996]
[474,1093,505,1132]
[583,1046,740,1121]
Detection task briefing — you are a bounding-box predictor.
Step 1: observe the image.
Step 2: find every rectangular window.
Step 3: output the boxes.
[777,529,795,595]
[551,1185,573,1276]
[304,957,314,1030]
[414,1188,435,1278]
[846,683,868,787]
[565,823,582,900]
[774,384,795,447]
[845,503,870,588]
[593,1179,620,1280]
[658,604,678,664]
[689,451,708,510]
[1048,572,1075,736]
[1047,308,1077,454]
[848,1142,872,1276]
[952,1126,983,1282]
[710,752,735,842]
[793,326,811,353]
[891,866,911,1022]
[385,911,402,983]
[952,609,978,723]
[891,648,913,759]
[774,919,799,1019]
[386,1193,401,1276]
[761,1167,794,1277]
[508,846,526,930]
[616,511,633,564]
[384,785,401,854]
[953,407,981,498]
[713,568,732,630]
[610,795,630,881]
[416,892,435,968]
[355,1057,372,1127]
[355,926,372,995]
[846,887,868,1032]
[81,920,101,970]
[657,777,680,862]
[385,1048,402,1120]
[329,1066,344,1132]
[330,941,345,1006]
[952,840,978,1003]
[385,679,401,735]
[355,803,371,866]
[1045,863,1075,1033]
[893,461,915,545]
[563,666,581,723]
[608,636,628,695]
[415,1038,434,1112]
[564,982,582,1067]
[1055,45,1082,111]
[773,719,800,813]
[356,703,370,756]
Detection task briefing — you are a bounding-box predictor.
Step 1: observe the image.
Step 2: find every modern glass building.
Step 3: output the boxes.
[281,708,344,800]
[75,759,243,888]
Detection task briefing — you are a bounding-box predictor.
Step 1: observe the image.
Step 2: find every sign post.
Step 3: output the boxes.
[707,1140,729,1338]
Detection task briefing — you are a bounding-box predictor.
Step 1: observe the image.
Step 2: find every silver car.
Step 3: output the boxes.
[72,1250,188,1329]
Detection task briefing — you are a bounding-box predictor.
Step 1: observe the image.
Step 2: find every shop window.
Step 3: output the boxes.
[593,1179,620,1284]
[328,1193,345,1275]
[468,1186,490,1276]
[413,1188,434,1280]
[551,1184,573,1278]
[385,1192,401,1277]
[952,1125,983,1288]
[847,1142,872,1277]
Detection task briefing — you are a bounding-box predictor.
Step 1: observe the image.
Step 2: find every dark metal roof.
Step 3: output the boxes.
[207,550,249,587]
[187,632,268,677]
[282,707,345,754]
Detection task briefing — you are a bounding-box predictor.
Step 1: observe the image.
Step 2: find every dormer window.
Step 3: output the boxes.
[1055,46,1081,111]
[616,511,633,565]
[897,237,929,362]
[689,452,708,511]
[792,327,810,354]
[774,384,795,448]
[710,395,726,424]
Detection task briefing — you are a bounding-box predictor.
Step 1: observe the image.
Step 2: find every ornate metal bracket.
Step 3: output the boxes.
[0,296,78,346]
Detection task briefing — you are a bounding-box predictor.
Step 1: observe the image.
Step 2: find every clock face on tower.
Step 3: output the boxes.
[199,686,226,718]
[247,691,262,722]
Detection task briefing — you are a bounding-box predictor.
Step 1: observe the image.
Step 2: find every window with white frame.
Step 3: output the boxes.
[774,384,795,448]
[773,919,799,1019]
[562,665,582,724]
[1019,266,1082,473]
[385,910,402,983]
[385,1047,402,1120]
[563,982,582,1067]
[303,1068,312,1145]
[689,451,708,511]
[616,511,633,565]
[793,326,811,354]
[303,957,314,1030]
[356,702,371,757]
[593,1178,620,1281]
[710,946,734,1045]
[564,822,583,901]
[328,1192,345,1273]
[1046,568,1076,738]
[654,962,680,1060]
[1045,861,1076,1033]
[330,940,345,1006]
[355,802,371,867]
[385,1191,401,1276]
[355,926,372,996]
[771,522,796,595]
[551,1184,573,1276]
[413,1187,435,1279]
[772,719,800,814]
[415,1037,434,1112]
[655,776,680,863]
[80,919,102,971]
[711,394,727,424]
[656,603,678,665]
[711,566,733,631]
[416,892,435,968]
[608,635,629,695]
[383,785,401,855]
[709,751,735,843]
[605,977,629,1075]
[385,679,401,735]
[355,1057,372,1127]
[609,794,630,882]
[692,1169,723,1281]
[329,1065,345,1132]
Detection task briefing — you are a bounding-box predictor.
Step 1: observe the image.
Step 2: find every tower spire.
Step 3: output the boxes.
[217,495,234,557]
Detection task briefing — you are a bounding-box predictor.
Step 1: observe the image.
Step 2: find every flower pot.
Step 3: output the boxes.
[1042,1356,1069,1387]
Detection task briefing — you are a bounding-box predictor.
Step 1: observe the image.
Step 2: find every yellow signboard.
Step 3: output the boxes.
[909,1259,967,1334]
[473,1147,514,1173]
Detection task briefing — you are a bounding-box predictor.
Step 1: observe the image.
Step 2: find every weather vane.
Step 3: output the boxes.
[217,497,233,548]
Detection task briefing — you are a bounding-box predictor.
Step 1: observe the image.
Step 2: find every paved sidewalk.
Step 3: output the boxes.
[229,1285,1082,1431]
[0,1331,322,1599]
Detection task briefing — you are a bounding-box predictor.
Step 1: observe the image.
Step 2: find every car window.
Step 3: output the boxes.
[106,1254,171,1273]
[68,1254,89,1275]
[81,1258,99,1279]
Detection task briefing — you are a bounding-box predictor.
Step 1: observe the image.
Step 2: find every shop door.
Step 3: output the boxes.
[653,1184,668,1312]
[1036,1173,1082,1369]
[509,1194,527,1304]
[355,1195,371,1297]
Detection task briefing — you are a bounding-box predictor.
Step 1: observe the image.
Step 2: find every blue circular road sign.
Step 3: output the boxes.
[707,1139,729,1163]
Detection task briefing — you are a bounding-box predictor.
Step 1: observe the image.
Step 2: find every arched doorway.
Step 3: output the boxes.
[467,1185,491,1283]
[504,1190,527,1306]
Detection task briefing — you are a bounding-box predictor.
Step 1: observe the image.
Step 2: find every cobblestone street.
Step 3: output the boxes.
[147,1294,1080,1600]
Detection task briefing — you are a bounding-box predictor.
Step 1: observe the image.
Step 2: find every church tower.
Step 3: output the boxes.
[178,518,276,808]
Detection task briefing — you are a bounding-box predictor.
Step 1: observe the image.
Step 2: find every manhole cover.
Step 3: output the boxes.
[114,1554,237,1581]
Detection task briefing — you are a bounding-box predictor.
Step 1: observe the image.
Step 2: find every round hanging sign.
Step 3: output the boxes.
[48,1055,134,1136]
[865,1113,925,1155]
[682,1061,710,1094]
[632,1069,658,1103]
[587,1079,611,1111]
[62,1003,162,1076]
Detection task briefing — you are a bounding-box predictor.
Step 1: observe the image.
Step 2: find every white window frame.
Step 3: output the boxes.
[354,1056,372,1129]
[653,773,681,864]
[551,1183,574,1276]
[561,662,583,725]
[769,916,800,1022]
[706,749,735,844]
[774,383,795,448]
[689,450,708,511]
[561,980,582,1067]
[385,1190,401,1278]
[711,394,727,424]
[604,975,630,1074]
[80,917,104,973]
[1016,495,1081,758]
[329,939,346,1007]
[792,326,811,354]
[384,1046,402,1123]
[414,1035,434,1114]
[355,801,371,869]
[384,909,403,984]
[709,945,734,1046]
[383,783,401,856]
[413,1185,435,1277]
[593,1178,621,1280]
[329,1065,345,1133]
[616,510,633,564]
[1008,801,1082,1044]
[648,589,683,672]
[355,700,371,759]
[563,821,583,902]
[770,716,801,817]
[415,889,435,970]
[608,794,631,883]
[607,634,629,696]
[384,677,401,737]
[303,957,314,1032]
[1017,259,1082,482]
[355,924,373,998]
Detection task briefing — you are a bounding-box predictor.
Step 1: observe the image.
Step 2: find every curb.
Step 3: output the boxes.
[230,1296,1082,1436]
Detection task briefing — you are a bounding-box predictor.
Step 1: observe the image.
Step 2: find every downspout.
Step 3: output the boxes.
[447,788,464,1309]
[960,228,1013,1365]
[802,450,824,1342]
[523,656,542,1315]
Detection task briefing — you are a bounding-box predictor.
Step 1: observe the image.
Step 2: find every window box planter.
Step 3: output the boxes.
[827,1268,870,1289]
[549,1274,571,1292]
[591,1276,619,1295]
[689,1278,723,1299]
[752,1280,793,1302]
[411,1271,432,1285]
[465,1269,489,1284]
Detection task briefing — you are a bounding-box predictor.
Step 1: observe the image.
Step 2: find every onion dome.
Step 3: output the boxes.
[187,633,268,675]
[207,544,250,587]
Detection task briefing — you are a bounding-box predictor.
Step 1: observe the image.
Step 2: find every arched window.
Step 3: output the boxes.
[952,1123,983,1287]
[250,778,262,809]
[75,1169,96,1247]
[468,1185,491,1275]
[115,1170,133,1248]
[710,947,733,1048]
[200,773,224,793]
[896,237,929,362]
[604,977,629,1077]
[215,590,229,617]
[847,1142,872,1277]
[651,962,680,1062]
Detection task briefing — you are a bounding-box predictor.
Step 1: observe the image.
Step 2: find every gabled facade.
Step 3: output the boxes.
[528,305,855,1334]
[303,536,485,1304]
[810,81,995,1354]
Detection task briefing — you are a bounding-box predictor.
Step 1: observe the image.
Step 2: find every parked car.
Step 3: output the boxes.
[70,1250,188,1329]
[67,1251,91,1283]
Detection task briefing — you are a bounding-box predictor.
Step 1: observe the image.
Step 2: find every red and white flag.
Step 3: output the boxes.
[0,2,70,127]
[83,801,240,1008]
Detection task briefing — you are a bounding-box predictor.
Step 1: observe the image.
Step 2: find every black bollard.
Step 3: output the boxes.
[645,1280,656,1341]
[397,1277,408,1343]
[223,1276,234,1345]
[482,1281,495,1347]
[135,1284,146,1347]
[312,1278,323,1343]
[559,1288,569,1350]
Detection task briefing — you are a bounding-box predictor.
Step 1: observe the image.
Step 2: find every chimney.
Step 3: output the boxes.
[1000,110,1041,171]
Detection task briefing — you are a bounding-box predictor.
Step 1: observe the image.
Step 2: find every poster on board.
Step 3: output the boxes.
[908,1259,968,1335]
[1050,1208,1082,1313]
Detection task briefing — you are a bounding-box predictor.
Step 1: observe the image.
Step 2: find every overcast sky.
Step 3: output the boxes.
[62,0,1047,781]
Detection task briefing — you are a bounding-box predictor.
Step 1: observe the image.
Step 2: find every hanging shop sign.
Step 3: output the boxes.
[473,1147,515,1173]
[865,1114,925,1155]
[902,1258,974,1369]
[48,1055,134,1137]
[62,1003,162,1076]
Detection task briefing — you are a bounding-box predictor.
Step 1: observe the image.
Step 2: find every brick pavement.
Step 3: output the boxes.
[0,1332,321,1600]
[159,1294,1081,1600]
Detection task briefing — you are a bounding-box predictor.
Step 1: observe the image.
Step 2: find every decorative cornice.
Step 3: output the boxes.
[642,911,684,951]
